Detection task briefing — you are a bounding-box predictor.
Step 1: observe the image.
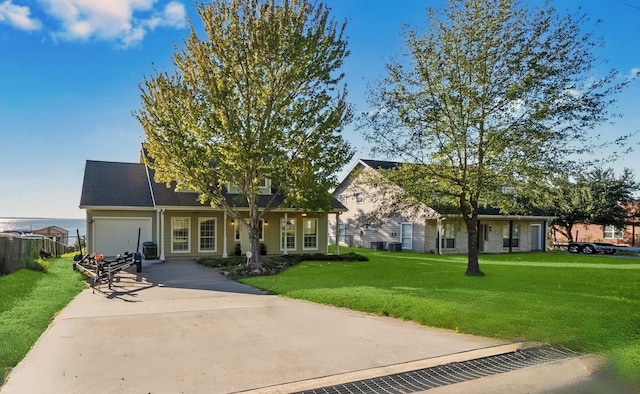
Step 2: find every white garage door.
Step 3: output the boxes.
[93,218,152,256]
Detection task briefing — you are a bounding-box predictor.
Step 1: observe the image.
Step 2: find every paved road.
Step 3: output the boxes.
[0,260,617,393]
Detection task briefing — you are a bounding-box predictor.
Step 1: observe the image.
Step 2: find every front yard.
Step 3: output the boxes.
[241,248,640,382]
[0,255,86,385]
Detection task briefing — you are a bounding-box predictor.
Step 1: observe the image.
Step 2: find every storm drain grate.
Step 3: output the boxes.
[295,345,578,394]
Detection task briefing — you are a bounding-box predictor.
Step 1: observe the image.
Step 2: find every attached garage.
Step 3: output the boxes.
[92,217,152,257]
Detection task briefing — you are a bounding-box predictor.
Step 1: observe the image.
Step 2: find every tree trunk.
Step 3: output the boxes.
[248,224,260,268]
[247,201,262,268]
[464,214,484,276]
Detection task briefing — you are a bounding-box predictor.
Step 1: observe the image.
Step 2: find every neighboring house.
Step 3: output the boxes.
[33,226,69,245]
[79,158,346,260]
[329,159,555,254]
[551,201,640,247]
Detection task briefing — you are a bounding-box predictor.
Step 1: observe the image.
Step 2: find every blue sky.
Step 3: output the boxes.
[0,0,638,218]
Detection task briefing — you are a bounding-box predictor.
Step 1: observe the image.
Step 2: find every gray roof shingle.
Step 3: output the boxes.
[80,160,346,212]
[80,161,154,208]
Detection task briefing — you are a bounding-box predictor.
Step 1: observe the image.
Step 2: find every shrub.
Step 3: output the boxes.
[23,258,50,273]
[197,252,367,279]
[197,256,245,268]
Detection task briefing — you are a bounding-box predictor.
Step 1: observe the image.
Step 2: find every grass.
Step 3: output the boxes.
[240,248,640,382]
[0,254,86,385]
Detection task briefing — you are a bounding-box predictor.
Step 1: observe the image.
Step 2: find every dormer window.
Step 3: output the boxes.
[258,178,271,194]
[226,178,272,195]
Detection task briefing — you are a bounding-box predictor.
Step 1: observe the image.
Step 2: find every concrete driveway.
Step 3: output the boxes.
[1,260,607,393]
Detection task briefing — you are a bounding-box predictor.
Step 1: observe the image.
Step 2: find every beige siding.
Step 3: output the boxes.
[329,165,429,252]
[161,210,330,260]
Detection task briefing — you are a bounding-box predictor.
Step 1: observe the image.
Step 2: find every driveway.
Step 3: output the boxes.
[1,260,605,393]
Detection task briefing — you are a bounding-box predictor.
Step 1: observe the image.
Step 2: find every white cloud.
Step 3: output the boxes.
[628,67,640,80]
[0,0,42,31]
[38,0,186,47]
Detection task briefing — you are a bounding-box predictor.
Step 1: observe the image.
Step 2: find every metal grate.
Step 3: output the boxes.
[295,345,578,394]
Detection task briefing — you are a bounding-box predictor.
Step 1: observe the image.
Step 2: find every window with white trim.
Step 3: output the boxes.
[258,178,271,194]
[199,218,216,252]
[281,218,296,250]
[303,218,318,250]
[603,225,624,239]
[355,192,365,204]
[338,222,346,243]
[172,217,190,253]
[441,222,456,249]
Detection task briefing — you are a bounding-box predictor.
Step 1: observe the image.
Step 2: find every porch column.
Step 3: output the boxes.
[543,220,548,252]
[508,220,514,253]
[335,212,340,256]
[223,212,228,258]
[283,212,288,255]
[436,218,442,255]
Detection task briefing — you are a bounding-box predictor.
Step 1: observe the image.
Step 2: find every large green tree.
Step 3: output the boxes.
[551,167,639,242]
[136,0,354,266]
[358,0,634,276]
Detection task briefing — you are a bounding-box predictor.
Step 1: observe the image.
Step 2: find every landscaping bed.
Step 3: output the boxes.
[197,252,367,279]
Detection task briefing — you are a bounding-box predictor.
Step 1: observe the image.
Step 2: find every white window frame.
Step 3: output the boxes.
[280,218,296,251]
[401,222,413,250]
[303,218,318,250]
[198,217,217,253]
[338,222,346,243]
[258,178,271,195]
[355,191,365,204]
[171,217,191,253]
[603,225,624,239]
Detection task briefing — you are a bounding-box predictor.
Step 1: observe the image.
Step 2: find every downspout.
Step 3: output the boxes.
[159,209,165,261]
[156,209,161,258]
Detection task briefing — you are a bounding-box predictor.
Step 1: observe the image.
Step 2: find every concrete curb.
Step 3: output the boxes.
[238,342,527,393]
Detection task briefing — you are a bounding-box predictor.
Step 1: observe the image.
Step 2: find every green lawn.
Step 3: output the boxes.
[0,255,86,385]
[241,248,640,382]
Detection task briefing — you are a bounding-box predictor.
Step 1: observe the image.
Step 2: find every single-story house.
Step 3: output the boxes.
[79,158,346,260]
[329,159,555,254]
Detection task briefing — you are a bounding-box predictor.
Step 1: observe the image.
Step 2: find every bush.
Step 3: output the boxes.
[23,258,50,273]
[197,256,245,268]
[197,252,367,279]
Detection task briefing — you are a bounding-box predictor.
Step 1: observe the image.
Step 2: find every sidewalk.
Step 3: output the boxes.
[0,260,613,393]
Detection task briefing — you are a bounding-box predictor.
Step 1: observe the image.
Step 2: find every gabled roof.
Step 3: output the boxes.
[360,159,401,171]
[80,161,154,208]
[337,158,553,219]
[80,160,346,212]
